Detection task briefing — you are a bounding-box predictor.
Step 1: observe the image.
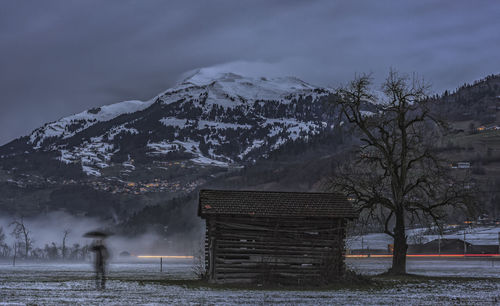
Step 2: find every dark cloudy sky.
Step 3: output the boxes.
[1,0,499,145]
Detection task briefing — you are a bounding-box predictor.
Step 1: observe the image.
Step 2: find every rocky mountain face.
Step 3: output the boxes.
[1,70,333,177]
[0,70,340,219]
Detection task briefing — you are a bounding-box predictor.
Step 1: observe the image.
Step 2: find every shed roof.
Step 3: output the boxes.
[198,189,357,219]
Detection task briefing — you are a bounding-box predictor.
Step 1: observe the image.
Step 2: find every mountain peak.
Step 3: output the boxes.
[181,69,244,86]
[171,68,319,105]
[1,68,335,178]
[180,67,314,90]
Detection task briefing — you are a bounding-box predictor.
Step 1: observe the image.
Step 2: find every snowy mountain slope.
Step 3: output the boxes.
[29,100,154,149]
[1,70,335,177]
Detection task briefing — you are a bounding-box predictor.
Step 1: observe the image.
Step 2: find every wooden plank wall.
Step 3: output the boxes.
[205,216,347,285]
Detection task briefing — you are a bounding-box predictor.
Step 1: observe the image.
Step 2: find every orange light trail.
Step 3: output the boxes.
[346,254,500,258]
[137,255,194,259]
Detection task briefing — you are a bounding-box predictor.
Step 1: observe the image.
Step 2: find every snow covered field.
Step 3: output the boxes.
[347,257,500,277]
[1,258,500,305]
[348,226,500,250]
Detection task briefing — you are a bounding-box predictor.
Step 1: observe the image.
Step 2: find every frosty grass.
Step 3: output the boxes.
[1,258,500,305]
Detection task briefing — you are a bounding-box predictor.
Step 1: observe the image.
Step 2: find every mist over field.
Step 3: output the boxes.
[0,212,201,257]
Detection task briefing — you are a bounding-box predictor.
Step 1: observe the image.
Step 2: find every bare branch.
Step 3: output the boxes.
[328,70,476,275]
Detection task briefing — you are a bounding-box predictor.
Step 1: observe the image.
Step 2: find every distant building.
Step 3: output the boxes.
[198,189,357,285]
[457,162,471,169]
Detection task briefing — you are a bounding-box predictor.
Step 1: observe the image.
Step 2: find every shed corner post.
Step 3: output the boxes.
[207,217,217,282]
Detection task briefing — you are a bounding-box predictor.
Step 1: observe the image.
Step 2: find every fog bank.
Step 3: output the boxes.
[0,211,202,258]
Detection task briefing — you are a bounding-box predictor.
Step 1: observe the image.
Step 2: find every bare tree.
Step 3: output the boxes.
[330,71,475,275]
[62,230,70,260]
[0,227,9,258]
[191,244,207,280]
[10,217,33,259]
[0,226,5,246]
[13,242,17,266]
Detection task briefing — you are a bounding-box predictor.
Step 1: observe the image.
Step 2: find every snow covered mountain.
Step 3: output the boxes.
[1,69,334,177]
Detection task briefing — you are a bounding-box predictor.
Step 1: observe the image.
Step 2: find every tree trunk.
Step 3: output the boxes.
[388,210,407,275]
[24,234,29,258]
[62,231,68,260]
[13,243,17,266]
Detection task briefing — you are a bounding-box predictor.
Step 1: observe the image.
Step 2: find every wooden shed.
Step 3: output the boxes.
[198,189,357,285]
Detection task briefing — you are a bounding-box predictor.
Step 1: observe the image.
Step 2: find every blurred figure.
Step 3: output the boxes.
[91,239,109,290]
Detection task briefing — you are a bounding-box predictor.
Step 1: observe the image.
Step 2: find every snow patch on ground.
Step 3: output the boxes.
[238,140,265,159]
[191,155,229,167]
[198,120,251,130]
[56,136,114,176]
[82,165,101,176]
[263,118,322,149]
[107,125,139,140]
[146,141,181,155]
[147,140,229,167]
[159,117,188,128]
[176,140,230,167]
[54,123,143,176]
[360,110,375,117]
[58,149,74,164]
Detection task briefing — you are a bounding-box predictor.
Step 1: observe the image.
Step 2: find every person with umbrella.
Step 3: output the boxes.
[84,231,111,290]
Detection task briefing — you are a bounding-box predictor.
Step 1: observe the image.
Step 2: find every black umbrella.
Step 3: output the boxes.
[83,230,113,238]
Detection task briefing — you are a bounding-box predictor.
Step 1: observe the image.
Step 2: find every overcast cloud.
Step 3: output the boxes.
[1,0,499,145]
